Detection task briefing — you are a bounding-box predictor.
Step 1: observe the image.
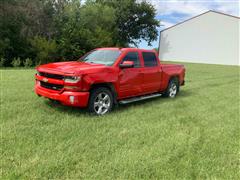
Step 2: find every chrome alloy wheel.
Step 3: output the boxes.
[94,92,111,115]
[169,83,177,98]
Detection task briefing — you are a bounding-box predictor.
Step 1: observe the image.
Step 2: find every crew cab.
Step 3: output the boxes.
[35,48,185,115]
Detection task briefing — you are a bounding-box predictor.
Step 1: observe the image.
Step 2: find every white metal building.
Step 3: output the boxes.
[159,11,240,66]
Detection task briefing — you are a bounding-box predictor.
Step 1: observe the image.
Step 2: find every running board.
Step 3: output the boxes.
[119,93,162,104]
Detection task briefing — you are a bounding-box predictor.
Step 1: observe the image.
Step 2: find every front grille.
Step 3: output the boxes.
[40,81,63,91]
[39,72,64,80]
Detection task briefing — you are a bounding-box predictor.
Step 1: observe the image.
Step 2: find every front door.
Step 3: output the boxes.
[118,51,143,98]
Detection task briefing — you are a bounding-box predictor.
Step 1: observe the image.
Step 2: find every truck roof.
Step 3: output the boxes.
[95,47,157,53]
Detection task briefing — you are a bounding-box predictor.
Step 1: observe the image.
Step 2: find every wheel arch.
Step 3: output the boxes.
[89,83,118,104]
[168,75,180,91]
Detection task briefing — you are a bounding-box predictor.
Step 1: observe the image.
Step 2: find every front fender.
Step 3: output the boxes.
[81,70,118,91]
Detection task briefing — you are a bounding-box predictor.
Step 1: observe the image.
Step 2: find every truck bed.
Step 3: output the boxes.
[161,63,185,87]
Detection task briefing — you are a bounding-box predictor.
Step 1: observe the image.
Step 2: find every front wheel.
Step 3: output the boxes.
[163,78,179,98]
[88,87,113,115]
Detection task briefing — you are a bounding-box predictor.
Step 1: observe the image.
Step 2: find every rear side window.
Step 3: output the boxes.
[122,52,141,67]
[142,52,158,67]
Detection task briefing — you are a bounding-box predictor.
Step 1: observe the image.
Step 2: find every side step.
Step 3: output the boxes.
[119,93,162,104]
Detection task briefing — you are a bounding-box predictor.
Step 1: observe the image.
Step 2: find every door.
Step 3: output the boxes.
[118,51,143,98]
[141,52,162,93]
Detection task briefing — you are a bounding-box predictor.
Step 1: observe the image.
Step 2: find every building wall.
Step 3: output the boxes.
[159,12,240,65]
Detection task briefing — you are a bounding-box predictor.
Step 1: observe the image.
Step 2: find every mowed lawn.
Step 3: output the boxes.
[1,63,240,179]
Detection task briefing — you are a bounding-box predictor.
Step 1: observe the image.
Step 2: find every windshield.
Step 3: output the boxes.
[81,49,121,66]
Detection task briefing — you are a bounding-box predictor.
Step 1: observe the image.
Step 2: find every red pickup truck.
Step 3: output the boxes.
[35,48,185,115]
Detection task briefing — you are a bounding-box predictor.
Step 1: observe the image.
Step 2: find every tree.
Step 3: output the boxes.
[0,0,29,65]
[56,1,117,60]
[30,36,57,65]
[0,0,160,66]
[94,0,160,46]
[0,0,56,65]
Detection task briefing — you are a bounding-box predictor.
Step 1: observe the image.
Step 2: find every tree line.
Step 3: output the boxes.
[0,0,159,67]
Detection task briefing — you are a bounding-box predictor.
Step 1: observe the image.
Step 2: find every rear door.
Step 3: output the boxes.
[118,51,144,98]
[141,51,162,93]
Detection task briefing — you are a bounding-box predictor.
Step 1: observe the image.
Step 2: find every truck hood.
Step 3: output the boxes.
[37,61,107,75]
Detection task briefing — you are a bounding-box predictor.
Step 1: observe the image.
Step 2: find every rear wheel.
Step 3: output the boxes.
[88,87,113,115]
[163,78,179,98]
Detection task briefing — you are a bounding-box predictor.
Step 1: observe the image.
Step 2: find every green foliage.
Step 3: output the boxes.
[11,57,21,67]
[0,57,6,67]
[80,3,116,47]
[30,36,57,65]
[0,0,159,66]
[23,58,33,67]
[55,2,117,60]
[95,0,160,46]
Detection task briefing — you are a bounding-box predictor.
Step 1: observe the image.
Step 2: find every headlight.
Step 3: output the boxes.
[64,76,81,83]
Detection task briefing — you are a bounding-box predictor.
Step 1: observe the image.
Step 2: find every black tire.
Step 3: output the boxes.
[163,78,179,98]
[88,87,113,115]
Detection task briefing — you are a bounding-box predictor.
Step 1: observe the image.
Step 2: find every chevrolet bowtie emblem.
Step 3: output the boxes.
[42,78,48,82]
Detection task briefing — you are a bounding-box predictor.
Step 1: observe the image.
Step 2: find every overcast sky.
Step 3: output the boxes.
[138,0,240,49]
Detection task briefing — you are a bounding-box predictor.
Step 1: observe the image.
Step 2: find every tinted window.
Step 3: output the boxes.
[142,52,158,67]
[122,52,141,67]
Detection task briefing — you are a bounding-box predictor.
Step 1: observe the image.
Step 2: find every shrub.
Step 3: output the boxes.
[11,57,21,67]
[30,36,57,65]
[23,58,33,67]
[0,57,6,67]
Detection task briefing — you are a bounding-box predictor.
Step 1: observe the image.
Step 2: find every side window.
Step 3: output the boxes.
[142,52,158,67]
[122,52,141,68]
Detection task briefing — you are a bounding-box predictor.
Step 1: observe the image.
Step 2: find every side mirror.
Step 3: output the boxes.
[119,61,134,68]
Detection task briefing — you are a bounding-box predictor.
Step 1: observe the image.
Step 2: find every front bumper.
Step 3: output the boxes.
[35,84,89,107]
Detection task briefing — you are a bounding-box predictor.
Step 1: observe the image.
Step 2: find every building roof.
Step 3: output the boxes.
[161,10,240,33]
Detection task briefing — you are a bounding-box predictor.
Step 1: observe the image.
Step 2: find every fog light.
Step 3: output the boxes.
[69,96,75,104]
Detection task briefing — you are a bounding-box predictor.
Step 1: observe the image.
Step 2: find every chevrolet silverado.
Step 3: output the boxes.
[35,48,185,115]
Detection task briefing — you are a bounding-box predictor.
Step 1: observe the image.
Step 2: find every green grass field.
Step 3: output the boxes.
[1,63,240,179]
